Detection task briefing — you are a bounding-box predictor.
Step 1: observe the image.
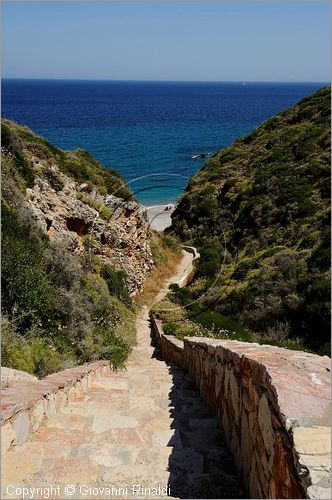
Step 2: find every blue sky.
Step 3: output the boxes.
[2,1,330,81]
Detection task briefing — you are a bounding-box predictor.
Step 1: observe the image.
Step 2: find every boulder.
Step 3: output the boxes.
[1,367,37,389]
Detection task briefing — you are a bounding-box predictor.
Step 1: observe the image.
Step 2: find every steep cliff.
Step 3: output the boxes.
[1,120,153,375]
[170,87,331,352]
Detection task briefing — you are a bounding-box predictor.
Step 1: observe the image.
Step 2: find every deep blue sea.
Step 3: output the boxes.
[1,80,326,205]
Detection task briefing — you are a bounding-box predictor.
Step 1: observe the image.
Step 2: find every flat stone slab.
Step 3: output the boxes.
[151,429,183,447]
[92,414,139,433]
[76,443,125,467]
[30,426,95,446]
[94,377,129,390]
[44,456,99,483]
[46,413,87,430]
[293,426,331,455]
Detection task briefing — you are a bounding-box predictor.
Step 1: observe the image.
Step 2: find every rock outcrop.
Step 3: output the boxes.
[1,367,37,389]
[2,119,153,294]
[25,163,152,294]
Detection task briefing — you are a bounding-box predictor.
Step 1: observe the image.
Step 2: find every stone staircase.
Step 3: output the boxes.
[2,247,330,499]
[2,308,244,499]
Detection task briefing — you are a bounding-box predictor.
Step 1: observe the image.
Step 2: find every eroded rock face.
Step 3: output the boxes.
[25,159,152,294]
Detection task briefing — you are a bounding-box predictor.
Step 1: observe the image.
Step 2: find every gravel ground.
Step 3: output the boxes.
[145,205,174,232]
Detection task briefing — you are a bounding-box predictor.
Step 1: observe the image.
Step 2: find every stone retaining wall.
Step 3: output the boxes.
[152,319,186,369]
[181,245,200,260]
[1,361,111,454]
[151,317,331,499]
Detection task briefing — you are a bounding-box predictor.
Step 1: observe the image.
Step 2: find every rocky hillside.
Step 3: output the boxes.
[170,87,331,352]
[1,120,153,376]
[2,119,152,293]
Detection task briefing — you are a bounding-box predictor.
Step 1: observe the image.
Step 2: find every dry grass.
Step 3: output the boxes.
[136,232,182,307]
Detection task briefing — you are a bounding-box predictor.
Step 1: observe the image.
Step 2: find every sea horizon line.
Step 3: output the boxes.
[2,78,329,85]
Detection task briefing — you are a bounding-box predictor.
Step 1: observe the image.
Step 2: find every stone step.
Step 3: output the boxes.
[179,428,227,451]
[93,377,129,390]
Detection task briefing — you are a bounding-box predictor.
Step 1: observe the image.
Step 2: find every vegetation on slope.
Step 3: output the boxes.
[1,121,135,376]
[1,119,131,199]
[137,233,182,306]
[1,120,184,376]
[169,87,331,354]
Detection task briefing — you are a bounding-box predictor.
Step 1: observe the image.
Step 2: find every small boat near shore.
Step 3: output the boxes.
[192,153,206,159]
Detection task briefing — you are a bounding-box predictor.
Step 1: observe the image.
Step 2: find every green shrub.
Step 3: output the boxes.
[3,119,132,201]
[160,234,181,252]
[98,331,131,369]
[1,124,35,188]
[99,205,113,220]
[1,317,75,377]
[44,170,64,192]
[100,264,132,307]
[1,201,59,331]
[163,320,207,340]
[196,246,221,277]
[77,193,112,220]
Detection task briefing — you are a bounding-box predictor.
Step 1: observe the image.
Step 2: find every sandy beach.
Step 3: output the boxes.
[145,204,175,232]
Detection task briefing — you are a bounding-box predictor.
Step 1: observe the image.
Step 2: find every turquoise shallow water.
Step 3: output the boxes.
[2,80,326,204]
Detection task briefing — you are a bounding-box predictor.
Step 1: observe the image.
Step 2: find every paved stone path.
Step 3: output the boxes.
[2,252,244,499]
